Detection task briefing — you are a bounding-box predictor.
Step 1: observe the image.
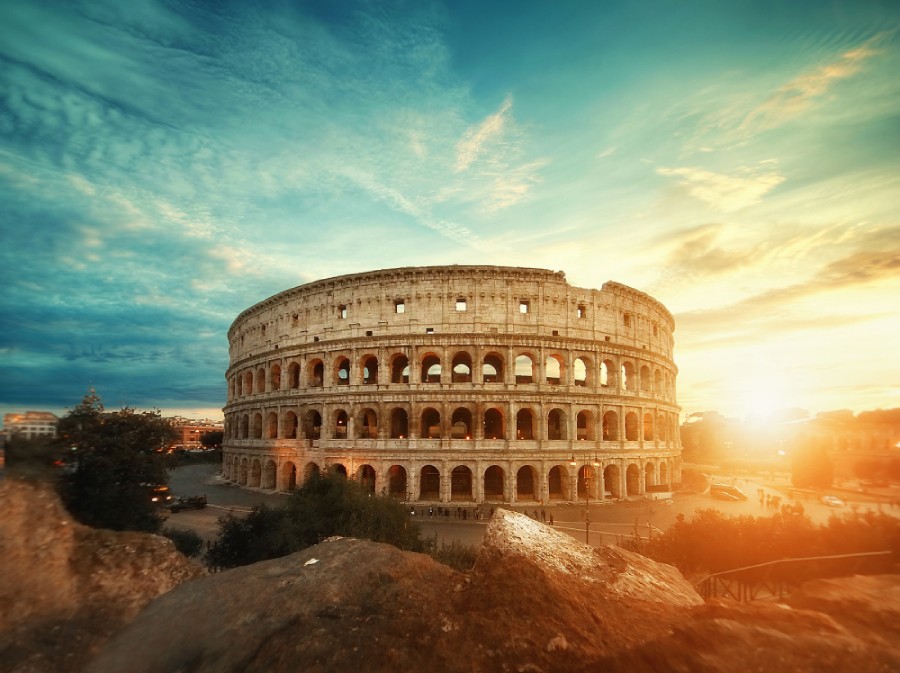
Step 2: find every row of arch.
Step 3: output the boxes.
[228,350,674,399]
[226,405,679,443]
[223,456,675,502]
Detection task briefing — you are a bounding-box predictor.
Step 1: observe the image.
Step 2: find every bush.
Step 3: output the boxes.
[428,539,478,571]
[162,527,204,557]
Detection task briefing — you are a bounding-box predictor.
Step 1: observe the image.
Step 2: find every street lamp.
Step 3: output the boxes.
[571,455,601,545]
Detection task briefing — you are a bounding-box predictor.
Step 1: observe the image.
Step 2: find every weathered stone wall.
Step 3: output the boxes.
[222,266,682,504]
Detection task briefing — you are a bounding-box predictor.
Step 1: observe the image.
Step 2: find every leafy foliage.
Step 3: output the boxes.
[200,430,223,448]
[206,472,428,570]
[54,390,177,533]
[162,527,204,557]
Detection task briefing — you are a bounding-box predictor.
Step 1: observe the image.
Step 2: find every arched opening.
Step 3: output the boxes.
[249,459,262,487]
[602,411,618,441]
[577,410,594,440]
[419,465,440,500]
[390,354,410,383]
[577,465,595,498]
[255,368,265,393]
[357,464,376,494]
[288,362,300,389]
[604,464,620,499]
[483,465,505,500]
[574,357,588,387]
[483,408,504,440]
[654,369,662,394]
[335,357,350,386]
[330,463,348,478]
[282,410,298,439]
[515,354,534,384]
[625,412,639,441]
[547,465,568,500]
[545,355,563,385]
[516,408,534,440]
[281,461,297,491]
[270,365,281,391]
[252,413,263,439]
[358,408,377,439]
[516,465,538,500]
[333,409,348,439]
[659,462,669,488]
[263,460,277,489]
[243,371,253,396]
[240,414,249,439]
[451,352,472,383]
[388,465,407,498]
[643,412,654,441]
[303,462,320,483]
[450,465,473,501]
[239,458,248,485]
[266,412,278,439]
[547,408,566,440]
[626,463,641,495]
[601,359,615,388]
[421,354,441,383]
[308,360,324,387]
[450,407,473,439]
[644,462,656,489]
[390,408,409,438]
[640,365,651,392]
[304,409,322,440]
[622,362,635,392]
[361,355,379,385]
[482,353,504,383]
[420,408,441,439]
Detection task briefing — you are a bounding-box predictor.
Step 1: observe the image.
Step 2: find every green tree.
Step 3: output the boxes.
[55,390,177,533]
[206,472,428,570]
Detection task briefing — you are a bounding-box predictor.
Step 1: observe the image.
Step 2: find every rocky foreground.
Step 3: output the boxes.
[2,478,899,673]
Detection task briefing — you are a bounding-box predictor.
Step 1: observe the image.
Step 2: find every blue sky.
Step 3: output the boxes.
[1,0,898,422]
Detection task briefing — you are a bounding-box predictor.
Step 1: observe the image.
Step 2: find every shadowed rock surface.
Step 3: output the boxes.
[4,483,899,673]
[0,478,205,673]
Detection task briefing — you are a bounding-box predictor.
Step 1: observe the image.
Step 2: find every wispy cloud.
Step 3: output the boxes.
[657,163,784,212]
[455,96,512,172]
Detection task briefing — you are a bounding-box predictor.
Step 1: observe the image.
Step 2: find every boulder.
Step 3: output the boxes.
[0,477,205,673]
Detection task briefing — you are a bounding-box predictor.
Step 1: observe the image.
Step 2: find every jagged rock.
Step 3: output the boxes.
[86,508,704,673]
[0,477,205,673]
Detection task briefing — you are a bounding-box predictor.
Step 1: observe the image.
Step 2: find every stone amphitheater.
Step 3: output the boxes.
[222,265,682,505]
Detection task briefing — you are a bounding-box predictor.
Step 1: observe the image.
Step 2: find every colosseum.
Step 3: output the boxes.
[222,265,682,505]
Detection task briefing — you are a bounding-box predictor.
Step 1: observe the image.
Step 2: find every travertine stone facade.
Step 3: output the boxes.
[222,265,682,504]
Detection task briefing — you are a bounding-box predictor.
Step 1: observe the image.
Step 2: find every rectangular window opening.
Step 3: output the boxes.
[577,305,586,319]
[365,330,373,337]
[425,327,434,334]
[395,300,406,314]
[456,298,467,311]
[623,313,632,327]
[519,300,530,314]
[338,305,347,319]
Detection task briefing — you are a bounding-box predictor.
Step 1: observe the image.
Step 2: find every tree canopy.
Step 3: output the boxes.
[55,390,177,533]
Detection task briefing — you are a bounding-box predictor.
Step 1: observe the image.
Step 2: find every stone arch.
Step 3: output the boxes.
[357,464,377,494]
[266,411,278,439]
[659,461,669,487]
[239,457,248,485]
[330,463,348,478]
[450,407,473,439]
[270,364,281,391]
[625,412,639,441]
[333,409,348,439]
[255,368,265,393]
[574,356,590,387]
[482,352,504,383]
[604,464,620,498]
[308,359,324,387]
[387,465,408,498]
[600,359,615,388]
[576,410,595,441]
[644,462,656,488]
[249,458,262,487]
[262,459,277,489]
[361,354,379,384]
[516,465,538,500]
[304,409,322,439]
[547,408,567,440]
[516,408,535,440]
[282,410,298,439]
[621,361,636,392]
[390,407,409,438]
[514,353,535,384]
[252,413,263,439]
[390,353,410,383]
[602,410,619,441]
[421,353,441,383]
[420,407,441,439]
[240,414,249,439]
[451,351,473,383]
[483,465,505,500]
[576,464,597,499]
[334,356,350,386]
[357,407,378,439]
[419,465,440,500]
[643,412,654,441]
[483,407,504,440]
[281,461,297,491]
[288,362,300,389]
[450,465,473,501]
[640,365,651,392]
[654,368,662,394]
[626,463,641,495]
[545,354,564,385]
[303,462,320,482]
[243,370,253,396]
[547,465,569,500]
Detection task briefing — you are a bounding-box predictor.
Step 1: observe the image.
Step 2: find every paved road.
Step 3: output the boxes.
[162,464,899,547]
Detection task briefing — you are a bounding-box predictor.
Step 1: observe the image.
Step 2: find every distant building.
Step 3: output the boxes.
[167,417,224,448]
[3,411,59,440]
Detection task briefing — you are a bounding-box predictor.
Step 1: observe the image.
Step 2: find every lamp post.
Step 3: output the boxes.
[571,455,600,545]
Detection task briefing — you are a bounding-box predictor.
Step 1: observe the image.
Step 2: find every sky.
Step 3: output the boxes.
[1,0,898,424]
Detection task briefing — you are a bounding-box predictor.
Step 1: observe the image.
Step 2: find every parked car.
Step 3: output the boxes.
[709,483,748,500]
[167,495,208,512]
[821,495,845,507]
